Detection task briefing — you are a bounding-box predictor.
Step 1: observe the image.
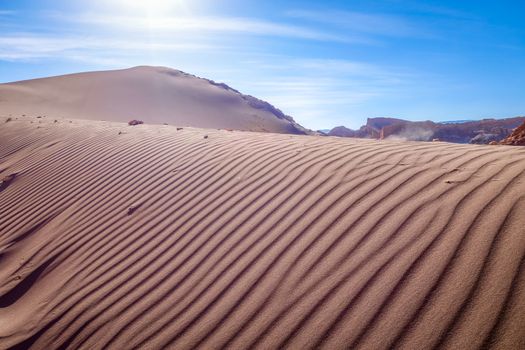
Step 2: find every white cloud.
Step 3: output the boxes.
[48,12,372,44]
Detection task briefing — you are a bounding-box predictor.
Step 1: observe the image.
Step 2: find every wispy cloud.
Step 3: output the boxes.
[0,34,218,61]
[287,9,429,38]
[0,35,79,60]
[0,9,429,65]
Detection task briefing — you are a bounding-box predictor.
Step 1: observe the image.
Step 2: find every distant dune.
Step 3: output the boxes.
[0,66,308,134]
[1,116,525,349]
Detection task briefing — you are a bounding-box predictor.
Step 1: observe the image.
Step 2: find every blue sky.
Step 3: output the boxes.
[0,0,524,129]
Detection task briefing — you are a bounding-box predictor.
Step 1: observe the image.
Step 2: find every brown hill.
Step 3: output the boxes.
[0,66,308,134]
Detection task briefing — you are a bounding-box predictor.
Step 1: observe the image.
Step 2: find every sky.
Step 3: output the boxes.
[0,0,524,130]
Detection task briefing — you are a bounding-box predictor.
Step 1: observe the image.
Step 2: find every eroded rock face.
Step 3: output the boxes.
[328,117,525,144]
[499,122,525,146]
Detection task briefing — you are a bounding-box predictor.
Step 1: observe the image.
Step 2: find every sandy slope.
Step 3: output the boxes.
[1,115,525,349]
[0,66,307,134]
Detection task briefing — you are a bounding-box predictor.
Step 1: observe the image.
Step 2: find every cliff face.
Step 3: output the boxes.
[328,117,525,144]
[499,121,525,145]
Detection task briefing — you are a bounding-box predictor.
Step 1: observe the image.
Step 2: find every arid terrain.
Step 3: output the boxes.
[1,114,525,349]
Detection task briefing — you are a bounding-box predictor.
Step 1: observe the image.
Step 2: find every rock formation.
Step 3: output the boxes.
[499,121,525,145]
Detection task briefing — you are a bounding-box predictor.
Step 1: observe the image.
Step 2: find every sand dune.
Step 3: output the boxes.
[0,66,307,134]
[1,115,525,349]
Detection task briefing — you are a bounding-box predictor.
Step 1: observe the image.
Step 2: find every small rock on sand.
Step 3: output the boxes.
[127,205,139,215]
[0,173,16,191]
[128,120,144,126]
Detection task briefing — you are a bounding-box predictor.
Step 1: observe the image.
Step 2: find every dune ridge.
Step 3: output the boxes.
[1,116,525,349]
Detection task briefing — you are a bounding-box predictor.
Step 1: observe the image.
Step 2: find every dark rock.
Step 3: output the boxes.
[127,205,140,215]
[128,120,144,126]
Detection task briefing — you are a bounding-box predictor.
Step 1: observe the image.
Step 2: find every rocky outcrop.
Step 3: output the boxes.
[499,121,525,146]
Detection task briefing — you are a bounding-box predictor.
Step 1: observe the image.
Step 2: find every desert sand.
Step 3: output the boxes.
[1,115,525,349]
[0,66,307,134]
